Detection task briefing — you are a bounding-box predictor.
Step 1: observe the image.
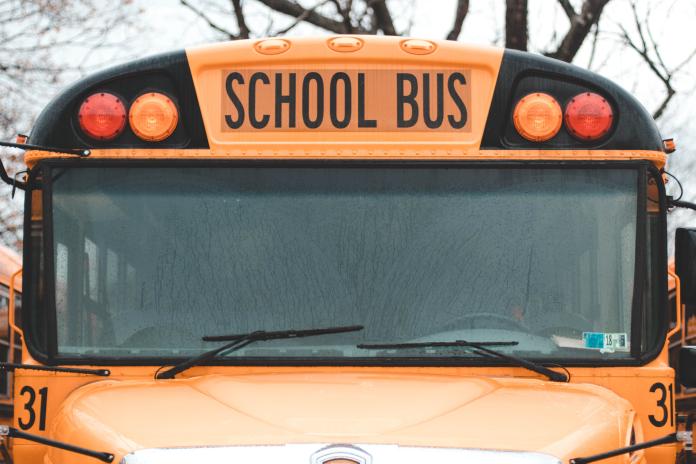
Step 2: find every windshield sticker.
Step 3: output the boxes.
[582,332,629,353]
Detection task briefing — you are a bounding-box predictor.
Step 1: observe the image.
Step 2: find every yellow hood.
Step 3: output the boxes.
[48,372,634,463]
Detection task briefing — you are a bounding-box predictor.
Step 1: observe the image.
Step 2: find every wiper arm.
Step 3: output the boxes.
[358,340,568,382]
[0,362,109,377]
[156,325,363,379]
[0,425,113,462]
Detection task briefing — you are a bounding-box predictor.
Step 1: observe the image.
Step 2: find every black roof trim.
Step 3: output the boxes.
[30,46,662,153]
[30,50,208,149]
[482,49,663,151]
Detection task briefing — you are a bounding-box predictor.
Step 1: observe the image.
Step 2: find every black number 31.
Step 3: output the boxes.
[648,382,673,428]
[18,386,48,431]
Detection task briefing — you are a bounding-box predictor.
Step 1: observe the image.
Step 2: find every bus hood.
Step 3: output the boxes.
[47,372,633,463]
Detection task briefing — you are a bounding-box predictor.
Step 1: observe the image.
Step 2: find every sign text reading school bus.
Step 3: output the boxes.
[222,69,472,132]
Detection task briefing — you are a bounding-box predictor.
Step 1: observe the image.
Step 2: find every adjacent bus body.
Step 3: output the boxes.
[0,244,20,427]
[1,36,694,464]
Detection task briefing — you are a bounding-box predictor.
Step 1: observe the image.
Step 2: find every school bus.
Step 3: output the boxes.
[0,244,21,429]
[0,35,694,464]
[669,261,696,414]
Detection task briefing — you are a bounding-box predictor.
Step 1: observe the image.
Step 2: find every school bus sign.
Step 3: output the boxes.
[221,69,472,132]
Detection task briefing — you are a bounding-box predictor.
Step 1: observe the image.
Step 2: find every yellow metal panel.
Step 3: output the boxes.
[10,356,679,464]
[186,37,503,152]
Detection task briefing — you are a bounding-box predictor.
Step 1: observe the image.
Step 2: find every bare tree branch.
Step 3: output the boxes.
[180,0,237,39]
[231,0,250,39]
[331,0,354,33]
[586,23,600,69]
[272,0,333,35]
[354,1,373,30]
[546,0,611,62]
[401,0,417,35]
[256,0,366,33]
[446,0,469,41]
[616,0,696,120]
[651,89,676,121]
[557,0,576,20]
[505,0,528,51]
[371,0,397,35]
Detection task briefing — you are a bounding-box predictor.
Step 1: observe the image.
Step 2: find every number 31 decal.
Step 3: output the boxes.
[18,386,48,431]
[648,382,673,428]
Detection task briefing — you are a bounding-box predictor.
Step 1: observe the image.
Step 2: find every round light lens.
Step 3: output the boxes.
[129,92,178,142]
[565,92,613,141]
[78,92,127,140]
[513,92,563,142]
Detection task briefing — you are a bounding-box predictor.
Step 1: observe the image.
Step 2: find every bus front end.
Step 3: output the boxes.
[5,36,694,464]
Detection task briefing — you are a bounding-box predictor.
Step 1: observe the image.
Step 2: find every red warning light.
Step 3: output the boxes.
[78,92,127,141]
[564,92,613,141]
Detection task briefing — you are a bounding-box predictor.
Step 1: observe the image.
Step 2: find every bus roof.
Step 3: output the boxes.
[27,36,665,165]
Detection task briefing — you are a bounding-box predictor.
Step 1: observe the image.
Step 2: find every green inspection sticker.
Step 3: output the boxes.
[582,332,628,352]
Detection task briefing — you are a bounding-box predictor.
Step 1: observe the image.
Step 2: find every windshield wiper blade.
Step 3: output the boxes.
[202,325,364,342]
[359,341,519,348]
[156,325,363,380]
[357,340,568,383]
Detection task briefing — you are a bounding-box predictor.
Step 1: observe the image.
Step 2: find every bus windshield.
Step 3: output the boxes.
[48,164,646,362]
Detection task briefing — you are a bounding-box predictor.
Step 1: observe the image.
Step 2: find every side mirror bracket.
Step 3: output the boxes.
[0,139,91,192]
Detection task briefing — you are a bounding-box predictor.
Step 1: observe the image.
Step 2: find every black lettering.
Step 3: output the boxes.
[18,385,49,431]
[397,73,418,128]
[447,72,468,129]
[358,73,377,128]
[648,382,669,427]
[330,72,352,129]
[275,73,297,128]
[19,386,36,430]
[249,72,270,129]
[225,72,244,129]
[423,73,444,129]
[669,383,674,427]
[302,72,324,129]
[38,387,48,431]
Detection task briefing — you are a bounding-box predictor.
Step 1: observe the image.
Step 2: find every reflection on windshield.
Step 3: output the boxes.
[51,166,638,360]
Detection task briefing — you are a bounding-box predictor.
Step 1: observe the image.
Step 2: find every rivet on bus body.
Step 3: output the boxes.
[401,39,436,55]
[328,36,364,52]
[255,39,291,55]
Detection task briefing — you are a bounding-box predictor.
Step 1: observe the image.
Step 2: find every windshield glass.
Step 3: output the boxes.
[49,165,642,361]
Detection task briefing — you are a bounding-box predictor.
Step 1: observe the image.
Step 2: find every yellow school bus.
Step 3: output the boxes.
[0,35,694,464]
[669,261,696,415]
[0,244,21,429]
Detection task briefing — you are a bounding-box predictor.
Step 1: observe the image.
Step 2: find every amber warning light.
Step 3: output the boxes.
[129,92,179,142]
[513,93,562,142]
[78,92,127,141]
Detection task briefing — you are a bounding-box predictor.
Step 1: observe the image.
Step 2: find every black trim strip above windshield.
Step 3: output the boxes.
[24,158,666,369]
